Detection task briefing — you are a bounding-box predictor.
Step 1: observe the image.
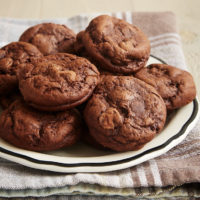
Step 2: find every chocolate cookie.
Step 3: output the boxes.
[0,42,42,95]
[19,23,76,55]
[84,75,166,152]
[135,64,196,110]
[18,53,100,111]
[81,15,150,74]
[0,99,82,151]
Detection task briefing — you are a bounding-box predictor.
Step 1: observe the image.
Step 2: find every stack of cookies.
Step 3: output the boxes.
[0,15,196,152]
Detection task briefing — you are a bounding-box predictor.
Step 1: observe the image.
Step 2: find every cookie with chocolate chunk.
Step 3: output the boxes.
[81,15,150,74]
[135,64,196,110]
[84,75,166,152]
[0,99,82,151]
[19,23,76,55]
[0,42,42,95]
[18,53,100,111]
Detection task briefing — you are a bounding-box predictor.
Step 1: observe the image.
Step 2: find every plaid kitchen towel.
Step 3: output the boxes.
[0,12,199,199]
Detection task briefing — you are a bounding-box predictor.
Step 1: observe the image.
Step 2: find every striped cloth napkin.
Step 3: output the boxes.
[0,12,199,199]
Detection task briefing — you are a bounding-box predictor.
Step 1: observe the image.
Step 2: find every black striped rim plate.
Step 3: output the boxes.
[0,55,199,173]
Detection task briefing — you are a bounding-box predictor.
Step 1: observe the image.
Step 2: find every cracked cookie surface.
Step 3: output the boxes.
[18,53,100,111]
[81,15,150,74]
[0,42,42,95]
[0,99,82,151]
[84,75,166,152]
[135,64,196,110]
[19,23,76,55]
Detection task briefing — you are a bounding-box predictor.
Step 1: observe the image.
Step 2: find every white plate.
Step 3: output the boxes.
[0,55,199,173]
